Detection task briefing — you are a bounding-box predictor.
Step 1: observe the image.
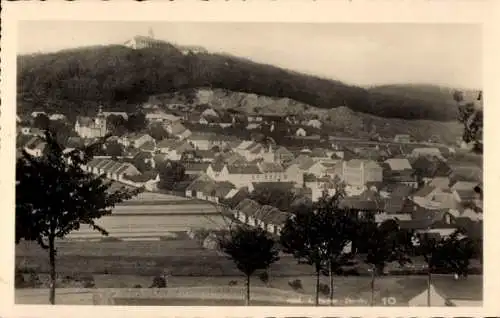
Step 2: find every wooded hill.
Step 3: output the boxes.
[17,44,468,122]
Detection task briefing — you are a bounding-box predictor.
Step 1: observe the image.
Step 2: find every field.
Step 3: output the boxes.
[16,236,482,306]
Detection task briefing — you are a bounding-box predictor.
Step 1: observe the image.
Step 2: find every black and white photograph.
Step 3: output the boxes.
[7,16,487,309]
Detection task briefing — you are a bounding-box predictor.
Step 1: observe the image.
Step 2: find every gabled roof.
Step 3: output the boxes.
[275,146,293,156]
[451,181,479,192]
[413,185,437,198]
[157,139,181,150]
[454,189,477,202]
[139,140,156,152]
[227,164,262,175]
[384,158,412,171]
[184,162,210,173]
[235,198,261,217]
[258,162,284,173]
[169,122,187,135]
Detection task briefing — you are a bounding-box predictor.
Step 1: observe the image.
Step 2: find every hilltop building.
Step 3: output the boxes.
[123,28,208,55]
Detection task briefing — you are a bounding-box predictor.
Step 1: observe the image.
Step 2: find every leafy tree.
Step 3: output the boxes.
[454,90,483,154]
[361,219,413,306]
[126,112,147,132]
[412,232,440,307]
[435,230,477,278]
[218,225,280,305]
[412,230,476,306]
[281,187,363,306]
[104,141,124,157]
[149,125,169,141]
[250,186,296,211]
[33,113,50,130]
[314,190,359,306]
[106,114,128,135]
[158,160,186,191]
[280,205,326,306]
[16,131,141,304]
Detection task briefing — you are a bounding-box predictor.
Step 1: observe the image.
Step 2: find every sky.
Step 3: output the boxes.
[18,21,482,89]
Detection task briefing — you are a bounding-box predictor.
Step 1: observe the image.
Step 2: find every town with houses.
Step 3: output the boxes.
[16,97,483,240]
[13,26,484,307]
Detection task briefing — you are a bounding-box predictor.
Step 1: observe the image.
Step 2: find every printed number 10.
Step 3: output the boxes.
[382,297,397,305]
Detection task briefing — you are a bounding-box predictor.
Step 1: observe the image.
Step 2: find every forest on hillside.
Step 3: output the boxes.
[18,45,459,121]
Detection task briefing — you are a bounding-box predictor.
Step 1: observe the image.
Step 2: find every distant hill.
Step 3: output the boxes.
[17,44,465,122]
[368,84,480,120]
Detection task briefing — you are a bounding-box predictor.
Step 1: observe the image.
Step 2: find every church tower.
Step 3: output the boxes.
[95,105,107,137]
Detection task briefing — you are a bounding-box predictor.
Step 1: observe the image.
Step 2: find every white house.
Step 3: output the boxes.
[49,114,66,121]
[207,163,263,188]
[295,128,307,137]
[306,119,322,129]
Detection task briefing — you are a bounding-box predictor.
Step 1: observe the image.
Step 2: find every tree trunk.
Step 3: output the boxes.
[315,268,320,306]
[370,266,375,307]
[329,262,334,306]
[427,268,432,307]
[245,274,250,306]
[49,235,56,305]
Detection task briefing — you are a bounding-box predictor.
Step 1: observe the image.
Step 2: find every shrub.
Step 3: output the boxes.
[288,279,303,291]
[15,269,25,288]
[150,276,167,288]
[134,284,142,288]
[81,275,96,288]
[318,283,330,296]
[228,280,238,286]
[27,272,41,288]
[258,271,269,284]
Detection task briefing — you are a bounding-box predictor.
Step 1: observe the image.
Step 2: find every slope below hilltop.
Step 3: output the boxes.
[153,88,463,144]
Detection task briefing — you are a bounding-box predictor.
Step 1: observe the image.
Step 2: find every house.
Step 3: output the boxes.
[411,147,443,159]
[190,150,218,163]
[209,135,241,151]
[274,146,295,164]
[306,119,322,129]
[247,114,263,123]
[309,148,330,162]
[283,163,304,187]
[166,121,191,139]
[184,162,211,176]
[201,108,219,118]
[101,111,128,120]
[406,277,482,306]
[304,175,338,202]
[394,134,411,143]
[429,176,452,189]
[234,199,261,225]
[49,113,66,121]
[23,136,47,157]
[122,171,160,191]
[342,159,383,188]
[411,185,457,210]
[207,163,263,188]
[233,141,273,162]
[31,111,47,118]
[138,140,156,153]
[295,127,307,137]
[74,108,107,139]
[120,133,155,149]
[384,158,412,171]
[84,158,141,182]
[256,162,286,182]
[246,123,262,130]
[157,139,194,161]
[188,133,213,150]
